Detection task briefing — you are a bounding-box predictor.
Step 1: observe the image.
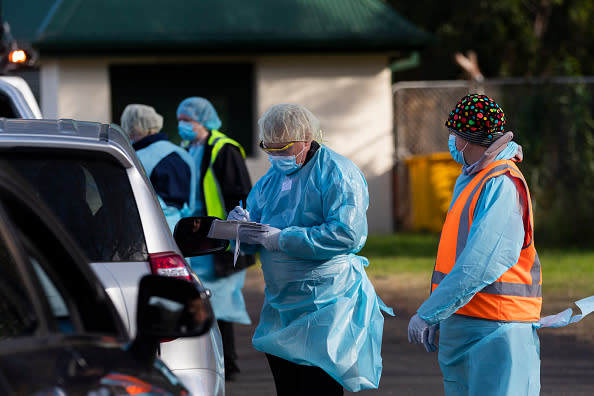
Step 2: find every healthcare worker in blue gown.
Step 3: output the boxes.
[408,94,542,395]
[227,103,394,395]
[176,97,254,381]
[120,104,195,230]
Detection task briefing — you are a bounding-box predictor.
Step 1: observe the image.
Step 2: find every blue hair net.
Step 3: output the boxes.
[176,97,222,131]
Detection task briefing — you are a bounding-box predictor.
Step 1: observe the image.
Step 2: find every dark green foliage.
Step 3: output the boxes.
[508,82,594,246]
[384,0,594,79]
[383,0,594,246]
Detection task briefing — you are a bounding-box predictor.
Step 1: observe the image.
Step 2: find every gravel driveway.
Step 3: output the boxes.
[226,268,594,395]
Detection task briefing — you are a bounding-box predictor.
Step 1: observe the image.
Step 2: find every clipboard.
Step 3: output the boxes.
[207,219,268,266]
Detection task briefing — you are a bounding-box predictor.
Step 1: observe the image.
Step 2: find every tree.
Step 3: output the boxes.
[385,1,594,246]
[385,0,594,79]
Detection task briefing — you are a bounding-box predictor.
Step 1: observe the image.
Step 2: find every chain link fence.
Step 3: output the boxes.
[392,78,594,245]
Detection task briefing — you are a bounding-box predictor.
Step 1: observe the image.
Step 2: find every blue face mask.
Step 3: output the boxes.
[268,145,307,175]
[448,134,468,165]
[178,121,197,141]
[268,155,301,175]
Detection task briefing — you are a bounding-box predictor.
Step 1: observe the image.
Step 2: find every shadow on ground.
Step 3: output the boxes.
[226,268,594,396]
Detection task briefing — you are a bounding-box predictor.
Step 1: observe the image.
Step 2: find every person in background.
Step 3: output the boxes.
[408,94,542,395]
[176,96,254,381]
[120,104,195,231]
[228,103,394,395]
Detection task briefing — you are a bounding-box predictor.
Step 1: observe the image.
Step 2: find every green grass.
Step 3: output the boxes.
[535,249,594,294]
[362,233,594,296]
[361,233,438,275]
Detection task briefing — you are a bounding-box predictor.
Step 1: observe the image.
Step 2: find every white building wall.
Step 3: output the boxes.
[39,54,394,233]
[40,59,111,123]
[39,60,60,118]
[254,55,394,233]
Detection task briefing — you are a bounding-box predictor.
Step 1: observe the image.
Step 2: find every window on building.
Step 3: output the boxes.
[109,63,255,155]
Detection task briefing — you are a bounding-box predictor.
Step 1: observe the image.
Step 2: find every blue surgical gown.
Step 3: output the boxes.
[134,136,196,231]
[242,145,393,392]
[417,141,540,395]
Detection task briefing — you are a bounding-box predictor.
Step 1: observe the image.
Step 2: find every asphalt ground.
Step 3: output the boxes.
[226,268,594,396]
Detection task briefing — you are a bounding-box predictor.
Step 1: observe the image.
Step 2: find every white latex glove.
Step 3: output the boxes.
[238,225,281,251]
[408,313,438,352]
[227,205,250,222]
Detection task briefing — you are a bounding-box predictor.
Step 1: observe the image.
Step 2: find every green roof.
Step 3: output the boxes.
[4,0,434,54]
[3,0,56,42]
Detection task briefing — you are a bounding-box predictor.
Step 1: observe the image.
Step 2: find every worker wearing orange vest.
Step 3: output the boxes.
[408,94,541,395]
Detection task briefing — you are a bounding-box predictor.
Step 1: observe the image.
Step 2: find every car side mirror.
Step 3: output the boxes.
[173,216,229,257]
[136,275,214,338]
[129,275,214,364]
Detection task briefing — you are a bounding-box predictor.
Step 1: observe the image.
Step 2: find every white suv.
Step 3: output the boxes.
[0,118,225,395]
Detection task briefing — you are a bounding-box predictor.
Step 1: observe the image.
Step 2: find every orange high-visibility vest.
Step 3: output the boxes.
[431,159,542,322]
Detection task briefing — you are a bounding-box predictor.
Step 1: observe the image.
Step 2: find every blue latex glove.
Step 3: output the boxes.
[424,323,438,352]
[238,225,281,251]
[227,205,250,222]
[408,313,438,352]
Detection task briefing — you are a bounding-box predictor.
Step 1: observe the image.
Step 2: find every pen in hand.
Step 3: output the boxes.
[232,200,249,222]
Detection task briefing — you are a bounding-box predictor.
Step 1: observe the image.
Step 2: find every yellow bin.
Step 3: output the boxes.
[404,152,460,232]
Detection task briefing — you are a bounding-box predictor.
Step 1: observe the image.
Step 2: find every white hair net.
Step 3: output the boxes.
[258,103,322,144]
[120,104,163,138]
[176,97,222,130]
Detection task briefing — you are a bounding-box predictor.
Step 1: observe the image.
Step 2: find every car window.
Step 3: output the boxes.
[0,223,37,339]
[3,152,148,262]
[0,92,18,118]
[31,256,75,333]
[33,259,69,317]
[1,190,123,337]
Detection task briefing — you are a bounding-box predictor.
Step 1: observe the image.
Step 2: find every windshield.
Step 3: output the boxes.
[4,151,148,262]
